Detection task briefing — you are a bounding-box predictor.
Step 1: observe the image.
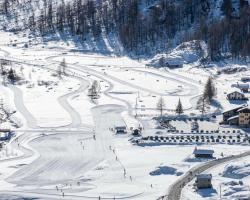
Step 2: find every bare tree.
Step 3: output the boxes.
[197,95,210,115]
[157,96,165,116]
[60,58,67,75]
[88,80,100,99]
[57,64,63,79]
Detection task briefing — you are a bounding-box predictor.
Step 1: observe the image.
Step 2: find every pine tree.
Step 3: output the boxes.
[157,96,165,116]
[175,98,183,115]
[7,68,16,84]
[203,77,215,103]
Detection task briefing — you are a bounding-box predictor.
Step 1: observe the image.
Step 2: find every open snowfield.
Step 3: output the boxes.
[0,31,249,200]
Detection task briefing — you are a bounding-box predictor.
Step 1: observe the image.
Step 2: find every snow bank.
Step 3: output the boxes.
[148,40,207,68]
[150,165,183,176]
[222,163,250,179]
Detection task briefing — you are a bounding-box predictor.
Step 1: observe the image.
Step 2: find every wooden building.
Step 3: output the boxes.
[238,107,250,127]
[193,149,214,158]
[114,126,127,134]
[196,174,212,189]
[227,91,248,101]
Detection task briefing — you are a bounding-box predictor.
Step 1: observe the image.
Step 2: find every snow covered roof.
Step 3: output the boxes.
[114,126,126,130]
[196,174,212,180]
[241,77,250,81]
[237,107,250,113]
[223,105,245,114]
[227,91,244,96]
[236,83,249,89]
[193,149,214,155]
[227,115,239,121]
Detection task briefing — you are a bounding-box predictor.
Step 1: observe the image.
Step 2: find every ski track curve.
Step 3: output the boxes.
[2,58,90,129]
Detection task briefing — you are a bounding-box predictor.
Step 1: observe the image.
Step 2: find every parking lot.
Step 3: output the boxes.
[140,134,249,145]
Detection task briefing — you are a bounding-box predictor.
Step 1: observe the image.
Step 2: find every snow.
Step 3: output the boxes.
[148,40,207,68]
[182,156,250,200]
[0,30,249,200]
[222,163,250,180]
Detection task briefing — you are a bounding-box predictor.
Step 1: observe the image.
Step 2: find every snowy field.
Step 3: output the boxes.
[0,31,249,200]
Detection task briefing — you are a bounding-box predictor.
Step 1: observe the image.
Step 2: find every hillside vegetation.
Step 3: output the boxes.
[0,0,250,60]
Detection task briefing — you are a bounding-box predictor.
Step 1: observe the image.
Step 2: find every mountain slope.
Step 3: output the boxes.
[0,0,249,60]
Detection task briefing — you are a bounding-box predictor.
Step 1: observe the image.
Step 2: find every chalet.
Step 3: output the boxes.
[227,91,248,101]
[222,106,244,122]
[193,149,214,158]
[196,174,212,189]
[227,115,239,125]
[238,107,250,127]
[114,126,127,134]
[236,83,249,93]
[241,77,250,82]
[222,105,250,127]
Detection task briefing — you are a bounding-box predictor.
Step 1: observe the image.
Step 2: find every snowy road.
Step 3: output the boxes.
[164,151,250,200]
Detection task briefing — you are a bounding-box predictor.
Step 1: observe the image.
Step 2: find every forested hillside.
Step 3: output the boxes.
[0,0,250,60]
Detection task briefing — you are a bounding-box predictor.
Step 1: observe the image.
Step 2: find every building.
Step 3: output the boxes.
[227,115,239,125]
[114,126,127,134]
[193,149,214,158]
[196,174,212,189]
[0,129,11,141]
[227,91,248,101]
[222,105,250,127]
[238,107,250,127]
[222,106,244,122]
[235,83,249,93]
[241,77,250,82]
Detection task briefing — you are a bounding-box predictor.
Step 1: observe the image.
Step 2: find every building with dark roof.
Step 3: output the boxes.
[196,174,212,189]
[193,149,214,158]
[227,91,248,101]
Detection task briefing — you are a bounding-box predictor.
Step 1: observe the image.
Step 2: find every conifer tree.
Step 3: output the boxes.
[203,77,215,103]
[175,98,183,115]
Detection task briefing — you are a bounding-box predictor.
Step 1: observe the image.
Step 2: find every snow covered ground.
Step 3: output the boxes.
[0,31,249,200]
[182,156,250,200]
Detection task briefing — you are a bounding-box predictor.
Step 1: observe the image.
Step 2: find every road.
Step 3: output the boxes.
[163,151,250,200]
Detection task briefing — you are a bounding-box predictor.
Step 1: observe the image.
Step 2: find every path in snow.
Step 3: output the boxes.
[164,151,250,200]
[46,55,202,110]
[8,85,38,129]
